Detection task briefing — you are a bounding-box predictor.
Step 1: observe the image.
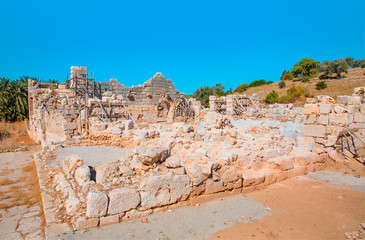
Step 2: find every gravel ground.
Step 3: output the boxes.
[53,146,132,166]
[50,195,270,240]
[306,171,365,193]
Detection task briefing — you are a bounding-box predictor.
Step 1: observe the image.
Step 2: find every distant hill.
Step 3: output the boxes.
[243,68,365,106]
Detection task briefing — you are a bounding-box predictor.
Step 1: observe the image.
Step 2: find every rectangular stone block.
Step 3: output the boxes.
[100,215,119,226]
[354,112,365,123]
[303,125,326,138]
[319,104,332,114]
[304,114,317,124]
[352,96,361,105]
[304,104,319,115]
[318,115,329,125]
[329,113,349,125]
[63,122,76,130]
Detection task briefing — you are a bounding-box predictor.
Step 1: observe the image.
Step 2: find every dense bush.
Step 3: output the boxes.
[291,58,319,78]
[282,72,294,80]
[345,57,365,68]
[234,83,249,93]
[319,59,348,79]
[316,81,327,90]
[264,90,279,104]
[278,95,293,103]
[192,83,226,107]
[234,79,272,93]
[301,77,310,83]
[278,81,286,88]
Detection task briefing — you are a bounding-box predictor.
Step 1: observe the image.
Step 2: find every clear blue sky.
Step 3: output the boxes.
[0,0,364,94]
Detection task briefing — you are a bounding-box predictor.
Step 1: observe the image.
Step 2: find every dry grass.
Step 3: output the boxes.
[0,162,42,210]
[243,68,365,106]
[0,178,13,186]
[0,120,36,152]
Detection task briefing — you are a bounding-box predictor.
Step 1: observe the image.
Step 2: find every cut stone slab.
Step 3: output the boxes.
[86,191,108,218]
[107,188,140,215]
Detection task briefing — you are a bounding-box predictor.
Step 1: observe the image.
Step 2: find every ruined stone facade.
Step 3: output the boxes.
[28,67,365,234]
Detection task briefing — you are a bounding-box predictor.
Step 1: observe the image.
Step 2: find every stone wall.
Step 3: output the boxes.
[28,80,82,145]
[208,94,303,122]
[302,88,365,148]
[28,68,186,145]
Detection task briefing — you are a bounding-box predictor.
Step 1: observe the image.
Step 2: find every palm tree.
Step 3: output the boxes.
[0,77,11,121]
[10,79,28,121]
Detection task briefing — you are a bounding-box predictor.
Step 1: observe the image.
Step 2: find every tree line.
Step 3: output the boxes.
[0,77,58,122]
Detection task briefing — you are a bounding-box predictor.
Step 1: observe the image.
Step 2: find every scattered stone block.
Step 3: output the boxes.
[319,104,332,114]
[318,115,329,125]
[296,136,315,151]
[75,166,91,185]
[304,104,319,115]
[100,215,120,226]
[303,125,326,138]
[86,191,108,218]
[165,156,182,168]
[63,155,83,173]
[107,188,140,215]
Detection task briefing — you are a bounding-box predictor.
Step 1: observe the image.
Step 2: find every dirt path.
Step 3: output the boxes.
[211,173,365,240]
[0,151,45,239]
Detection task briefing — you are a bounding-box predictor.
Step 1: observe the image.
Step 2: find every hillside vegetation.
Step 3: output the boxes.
[244,68,365,106]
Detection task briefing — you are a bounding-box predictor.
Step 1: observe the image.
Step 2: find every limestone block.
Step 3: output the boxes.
[268,155,294,171]
[63,155,83,174]
[135,146,170,165]
[138,173,190,209]
[86,191,108,218]
[296,136,315,151]
[221,167,240,184]
[76,217,99,230]
[303,125,326,138]
[324,135,337,147]
[304,104,319,115]
[304,114,317,124]
[165,156,182,168]
[100,215,119,226]
[63,122,76,130]
[205,179,224,194]
[107,188,140,215]
[329,113,349,125]
[318,115,329,125]
[319,104,332,114]
[168,166,186,175]
[354,112,365,123]
[125,120,134,130]
[75,166,91,186]
[65,196,81,214]
[185,162,210,186]
[352,96,361,105]
[333,106,347,114]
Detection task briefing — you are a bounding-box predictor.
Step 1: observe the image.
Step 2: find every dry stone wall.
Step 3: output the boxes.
[302,88,365,148]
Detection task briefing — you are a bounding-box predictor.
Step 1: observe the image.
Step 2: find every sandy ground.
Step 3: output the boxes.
[49,171,365,240]
[0,151,45,239]
[211,172,365,240]
[53,146,132,166]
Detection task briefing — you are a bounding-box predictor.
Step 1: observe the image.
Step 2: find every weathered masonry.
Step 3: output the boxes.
[28,66,184,145]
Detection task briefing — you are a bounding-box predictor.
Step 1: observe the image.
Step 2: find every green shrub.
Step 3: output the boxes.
[319,74,326,80]
[287,86,308,98]
[264,90,279,104]
[234,83,249,93]
[301,77,310,83]
[316,81,327,90]
[282,72,294,80]
[278,95,293,103]
[278,81,286,88]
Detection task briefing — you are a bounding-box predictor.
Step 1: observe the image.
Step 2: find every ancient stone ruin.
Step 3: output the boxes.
[28,66,365,234]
